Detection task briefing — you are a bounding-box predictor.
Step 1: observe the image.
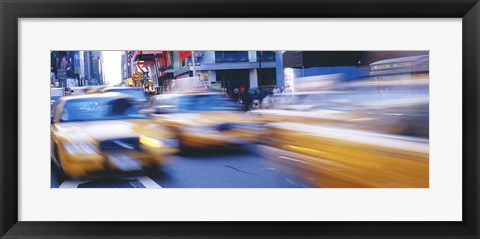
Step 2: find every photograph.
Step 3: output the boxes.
[50,50,430,188]
[2,0,478,237]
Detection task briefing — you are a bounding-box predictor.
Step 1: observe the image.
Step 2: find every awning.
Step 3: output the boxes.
[173,66,191,77]
[179,51,192,62]
[283,51,367,68]
[133,51,162,61]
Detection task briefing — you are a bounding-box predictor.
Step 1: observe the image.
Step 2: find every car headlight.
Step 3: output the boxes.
[64,143,98,155]
[139,136,163,148]
[140,136,178,148]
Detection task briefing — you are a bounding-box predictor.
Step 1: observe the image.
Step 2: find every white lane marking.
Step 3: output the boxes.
[285,178,309,188]
[58,179,92,189]
[129,176,162,189]
[58,176,162,189]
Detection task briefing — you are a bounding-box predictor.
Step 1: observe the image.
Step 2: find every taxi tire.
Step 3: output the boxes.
[176,134,190,154]
[176,132,204,155]
[178,141,193,155]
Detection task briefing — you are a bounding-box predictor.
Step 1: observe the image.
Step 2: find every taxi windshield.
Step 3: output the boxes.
[104,88,147,101]
[178,94,240,112]
[60,97,148,122]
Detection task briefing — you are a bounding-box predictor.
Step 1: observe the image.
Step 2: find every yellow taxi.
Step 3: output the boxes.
[51,92,177,179]
[255,80,429,188]
[262,123,429,188]
[145,90,264,149]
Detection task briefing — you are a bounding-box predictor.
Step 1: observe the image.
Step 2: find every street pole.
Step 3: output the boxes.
[259,51,262,94]
[191,51,197,82]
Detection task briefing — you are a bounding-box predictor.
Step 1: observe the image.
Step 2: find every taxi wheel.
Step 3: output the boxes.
[179,141,188,151]
[176,134,190,154]
[178,141,193,155]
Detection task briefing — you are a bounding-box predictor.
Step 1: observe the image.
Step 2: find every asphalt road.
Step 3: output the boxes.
[51,145,312,188]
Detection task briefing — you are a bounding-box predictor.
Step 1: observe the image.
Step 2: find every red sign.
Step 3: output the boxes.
[179,51,192,62]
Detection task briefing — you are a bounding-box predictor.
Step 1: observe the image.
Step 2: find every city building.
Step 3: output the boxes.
[121,51,281,94]
[121,53,126,80]
[50,50,105,88]
[172,51,278,96]
[281,51,429,92]
[125,51,429,95]
[81,51,104,86]
[91,51,104,85]
[122,51,135,86]
[50,51,80,88]
[78,51,86,86]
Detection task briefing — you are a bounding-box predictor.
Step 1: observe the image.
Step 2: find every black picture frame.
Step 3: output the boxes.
[1,0,479,238]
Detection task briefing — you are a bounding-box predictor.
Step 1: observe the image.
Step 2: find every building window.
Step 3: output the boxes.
[215,51,249,63]
[216,69,250,96]
[257,68,277,87]
[256,51,276,62]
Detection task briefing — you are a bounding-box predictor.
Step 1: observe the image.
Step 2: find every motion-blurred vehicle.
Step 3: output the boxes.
[101,87,148,108]
[51,92,177,179]
[262,123,429,188]
[239,87,274,111]
[84,86,105,94]
[145,90,264,149]
[255,80,429,187]
[51,88,64,105]
[256,80,429,137]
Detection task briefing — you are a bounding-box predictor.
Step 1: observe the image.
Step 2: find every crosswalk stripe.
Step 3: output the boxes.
[57,176,162,189]
[131,176,162,188]
[58,179,92,188]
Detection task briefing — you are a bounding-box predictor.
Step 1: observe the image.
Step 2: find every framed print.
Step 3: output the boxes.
[1,0,479,238]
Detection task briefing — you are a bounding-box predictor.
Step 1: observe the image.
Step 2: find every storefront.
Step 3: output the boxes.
[215,69,250,97]
[257,68,277,87]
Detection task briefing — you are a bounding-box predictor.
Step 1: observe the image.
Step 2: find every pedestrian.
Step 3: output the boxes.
[232,88,241,102]
[284,85,293,94]
[240,89,253,111]
[233,88,239,97]
[239,84,245,94]
[272,85,280,95]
